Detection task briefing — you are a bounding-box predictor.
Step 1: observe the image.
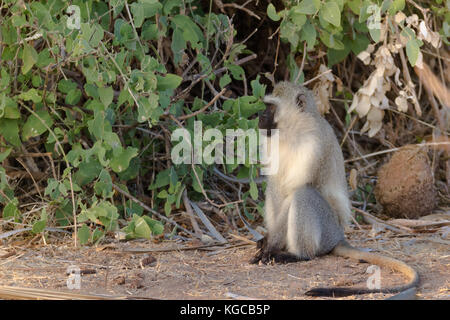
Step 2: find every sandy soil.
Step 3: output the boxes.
[0,226,448,300]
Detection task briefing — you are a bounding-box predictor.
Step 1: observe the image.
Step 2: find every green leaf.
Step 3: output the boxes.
[348,0,362,15]
[110,147,138,173]
[327,38,352,66]
[249,181,258,200]
[32,220,46,234]
[291,12,307,28]
[351,34,370,55]
[250,75,266,99]
[406,39,420,66]
[94,169,113,197]
[320,31,344,49]
[92,228,104,243]
[0,94,20,119]
[18,88,42,103]
[296,0,321,14]
[12,15,27,28]
[157,189,168,199]
[227,64,245,80]
[22,44,38,74]
[157,74,182,91]
[0,68,10,88]
[164,199,172,215]
[131,3,145,27]
[0,119,21,146]
[58,79,77,94]
[142,215,164,235]
[219,74,232,88]
[65,88,82,105]
[22,110,54,141]
[0,148,11,162]
[280,21,299,48]
[3,199,20,220]
[134,215,152,239]
[191,166,204,193]
[388,0,405,15]
[320,2,341,27]
[300,20,317,49]
[172,15,203,49]
[117,157,140,181]
[267,3,280,21]
[36,49,55,68]
[130,1,162,27]
[89,24,105,48]
[149,169,170,189]
[137,93,159,123]
[78,225,91,245]
[74,160,103,186]
[98,86,114,108]
[369,28,381,43]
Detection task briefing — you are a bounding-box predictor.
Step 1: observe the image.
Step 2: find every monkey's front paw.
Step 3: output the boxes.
[249,237,268,264]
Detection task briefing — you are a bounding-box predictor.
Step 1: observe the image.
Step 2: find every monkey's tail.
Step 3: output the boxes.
[305,243,419,297]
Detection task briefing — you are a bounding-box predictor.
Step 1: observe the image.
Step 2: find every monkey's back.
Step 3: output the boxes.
[289,185,346,259]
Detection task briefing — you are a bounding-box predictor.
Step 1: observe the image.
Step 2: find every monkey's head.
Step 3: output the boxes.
[259,82,318,134]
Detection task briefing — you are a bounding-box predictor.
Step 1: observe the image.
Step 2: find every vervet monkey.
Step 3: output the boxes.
[252,82,419,297]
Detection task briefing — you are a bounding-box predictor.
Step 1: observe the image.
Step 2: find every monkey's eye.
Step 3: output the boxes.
[296,94,307,110]
[267,103,277,112]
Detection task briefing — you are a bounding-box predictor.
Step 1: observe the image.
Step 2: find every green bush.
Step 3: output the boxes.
[0,0,447,244]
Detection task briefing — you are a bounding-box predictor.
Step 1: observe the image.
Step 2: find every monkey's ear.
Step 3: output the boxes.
[296,93,307,110]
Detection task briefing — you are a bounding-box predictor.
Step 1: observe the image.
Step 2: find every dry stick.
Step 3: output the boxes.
[340,115,358,147]
[12,152,52,157]
[182,189,203,238]
[205,242,254,256]
[112,184,197,238]
[190,202,228,243]
[344,142,450,163]
[294,41,307,84]
[228,233,256,245]
[177,88,226,120]
[124,0,145,54]
[18,101,78,247]
[352,207,413,234]
[0,285,158,300]
[15,158,43,198]
[386,107,438,130]
[223,2,261,20]
[212,54,258,78]
[302,69,332,86]
[121,242,235,254]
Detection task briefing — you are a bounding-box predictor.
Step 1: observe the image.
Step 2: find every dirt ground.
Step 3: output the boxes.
[0,225,448,300]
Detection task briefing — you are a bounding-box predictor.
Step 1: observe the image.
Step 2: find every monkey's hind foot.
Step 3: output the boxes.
[249,236,307,264]
[264,251,301,264]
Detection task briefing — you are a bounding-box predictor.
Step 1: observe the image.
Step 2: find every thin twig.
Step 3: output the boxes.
[352,207,413,233]
[112,183,197,238]
[303,69,332,86]
[295,42,307,83]
[191,202,228,243]
[345,142,450,163]
[223,2,261,20]
[176,88,226,120]
[182,189,203,238]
